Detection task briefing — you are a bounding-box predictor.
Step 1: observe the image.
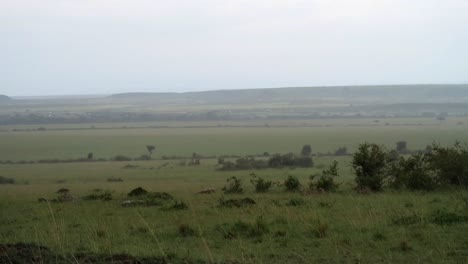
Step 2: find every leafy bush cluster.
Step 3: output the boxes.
[268,153,313,168]
[0,176,15,184]
[250,173,273,193]
[219,157,267,170]
[352,142,468,191]
[222,177,244,194]
[309,161,340,192]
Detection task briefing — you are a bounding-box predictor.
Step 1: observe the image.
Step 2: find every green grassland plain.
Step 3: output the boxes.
[1,117,467,161]
[1,118,468,263]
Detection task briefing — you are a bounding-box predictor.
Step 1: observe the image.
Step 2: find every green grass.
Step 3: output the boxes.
[1,119,468,263]
[1,158,468,263]
[1,118,467,161]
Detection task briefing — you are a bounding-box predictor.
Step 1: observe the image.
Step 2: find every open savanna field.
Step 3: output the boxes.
[1,118,468,263]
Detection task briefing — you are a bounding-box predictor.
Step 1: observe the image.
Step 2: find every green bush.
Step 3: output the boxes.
[222,176,244,194]
[309,161,340,192]
[0,176,14,184]
[426,142,468,186]
[284,175,301,192]
[268,153,313,168]
[351,143,387,192]
[387,154,437,191]
[250,174,273,193]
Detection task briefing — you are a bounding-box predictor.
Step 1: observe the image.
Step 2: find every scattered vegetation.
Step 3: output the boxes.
[222,177,243,194]
[218,197,256,208]
[309,160,340,192]
[0,176,14,184]
[284,175,301,192]
[250,173,273,193]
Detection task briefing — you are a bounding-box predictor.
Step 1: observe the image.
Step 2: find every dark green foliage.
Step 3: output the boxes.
[425,142,468,186]
[429,209,468,225]
[178,224,195,237]
[387,153,437,190]
[87,152,93,160]
[128,187,148,196]
[309,161,340,192]
[286,198,305,206]
[0,176,14,184]
[83,190,113,201]
[222,177,243,194]
[352,143,387,192]
[218,197,256,208]
[396,141,409,154]
[147,192,174,201]
[250,173,273,193]
[334,146,348,156]
[392,214,423,225]
[268,153,313,168]
[216,217,269,240]
[313,222,329,238]
[219,156,267,170]
[0,242,178,263]
[284,175,301,192]
[146,145,155,155]
[112,155,132,161]
[301,144,312,156]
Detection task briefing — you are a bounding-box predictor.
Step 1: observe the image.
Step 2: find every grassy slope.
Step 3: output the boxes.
[0,159,467,263]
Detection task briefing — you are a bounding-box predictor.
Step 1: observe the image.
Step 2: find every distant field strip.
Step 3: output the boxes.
[0,123,467,161]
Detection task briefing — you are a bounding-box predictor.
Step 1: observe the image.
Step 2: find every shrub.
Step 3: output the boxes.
[216,217,269,240]
[178,224,195,237]
[351,143,387,192]
[396,141,409,154]
[218,197,256,208]
[219,156,267,170]
[128,187,148,196]
[387,154,437,190]
[250,173,273,193]
[301,144,312,156]
[0,176,14,184]
[429,209,468,225]
[425,142,468,186]
[83,190,113,201]
[286,198,306,206]
[268,153,313,168]
[222,177,243,194]
[284,175,301,192]
[309,161,340,192]
[334,146,348,156]
[107,177,123,182]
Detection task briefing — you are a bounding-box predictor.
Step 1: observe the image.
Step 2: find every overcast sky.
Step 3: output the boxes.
[1,0,467,96]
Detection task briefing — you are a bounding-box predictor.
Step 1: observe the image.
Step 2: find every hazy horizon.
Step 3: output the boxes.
[2,0,468,96]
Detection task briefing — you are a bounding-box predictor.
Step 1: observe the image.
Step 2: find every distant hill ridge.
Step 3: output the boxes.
[108,84,468,104]
[0,95,12,102]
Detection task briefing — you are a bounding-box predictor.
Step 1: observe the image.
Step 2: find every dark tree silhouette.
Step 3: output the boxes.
[146,145,156,156]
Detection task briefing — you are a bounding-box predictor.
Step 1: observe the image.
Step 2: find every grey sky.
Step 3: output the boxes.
[1,0,467,96]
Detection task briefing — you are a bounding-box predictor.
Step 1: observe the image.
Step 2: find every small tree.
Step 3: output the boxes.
[334,147,348,156]
[284,175,301,192]
[301,145,312,156]
[222,177,243,194]
[250,173,273,193]
[396,141,408,154]
[87,152,94,160]
[351,143,387,192]
[146,145,156,156]
[309,160,340,192]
